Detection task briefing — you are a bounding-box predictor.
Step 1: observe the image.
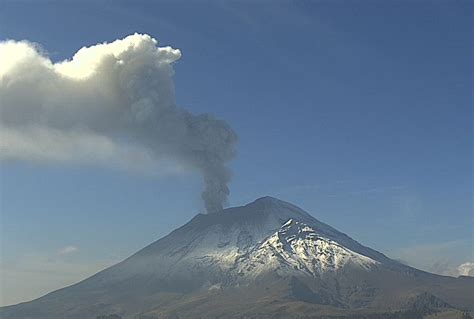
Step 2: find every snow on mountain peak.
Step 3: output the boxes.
[235,218,379,278]
[109,197,400,291]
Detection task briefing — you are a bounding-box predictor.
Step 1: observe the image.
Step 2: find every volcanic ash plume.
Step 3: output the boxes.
[0,33,237,213]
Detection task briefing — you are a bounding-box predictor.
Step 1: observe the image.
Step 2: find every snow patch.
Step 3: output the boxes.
[235,219,379,278]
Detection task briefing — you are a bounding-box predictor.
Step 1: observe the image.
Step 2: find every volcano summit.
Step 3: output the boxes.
[1,197,472,319]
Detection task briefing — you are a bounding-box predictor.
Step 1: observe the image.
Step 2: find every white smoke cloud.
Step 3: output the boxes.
[0,34,237,212]
[58,246,79,256]
[457,262,474,276]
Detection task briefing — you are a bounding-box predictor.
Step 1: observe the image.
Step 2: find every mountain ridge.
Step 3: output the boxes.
[1,196,472,319]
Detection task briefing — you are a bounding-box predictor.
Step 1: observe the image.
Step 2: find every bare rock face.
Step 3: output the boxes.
[1,197,473,319]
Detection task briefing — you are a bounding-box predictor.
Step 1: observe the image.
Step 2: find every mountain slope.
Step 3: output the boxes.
[1,196,472,319]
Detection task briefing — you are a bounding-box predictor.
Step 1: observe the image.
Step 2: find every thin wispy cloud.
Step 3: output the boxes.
[58,246,79,256]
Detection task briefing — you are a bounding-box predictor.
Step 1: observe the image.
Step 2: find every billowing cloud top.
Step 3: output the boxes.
[458,262,474,277]
[0,33,237,213]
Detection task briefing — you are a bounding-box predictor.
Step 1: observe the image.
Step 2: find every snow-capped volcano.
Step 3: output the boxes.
[109,196,395,287]
[1,197,472,319]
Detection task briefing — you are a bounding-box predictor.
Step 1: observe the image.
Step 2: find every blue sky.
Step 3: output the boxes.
[0,0,472,306]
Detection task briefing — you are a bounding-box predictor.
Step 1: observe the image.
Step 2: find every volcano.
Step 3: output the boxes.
[1,197,473,319]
